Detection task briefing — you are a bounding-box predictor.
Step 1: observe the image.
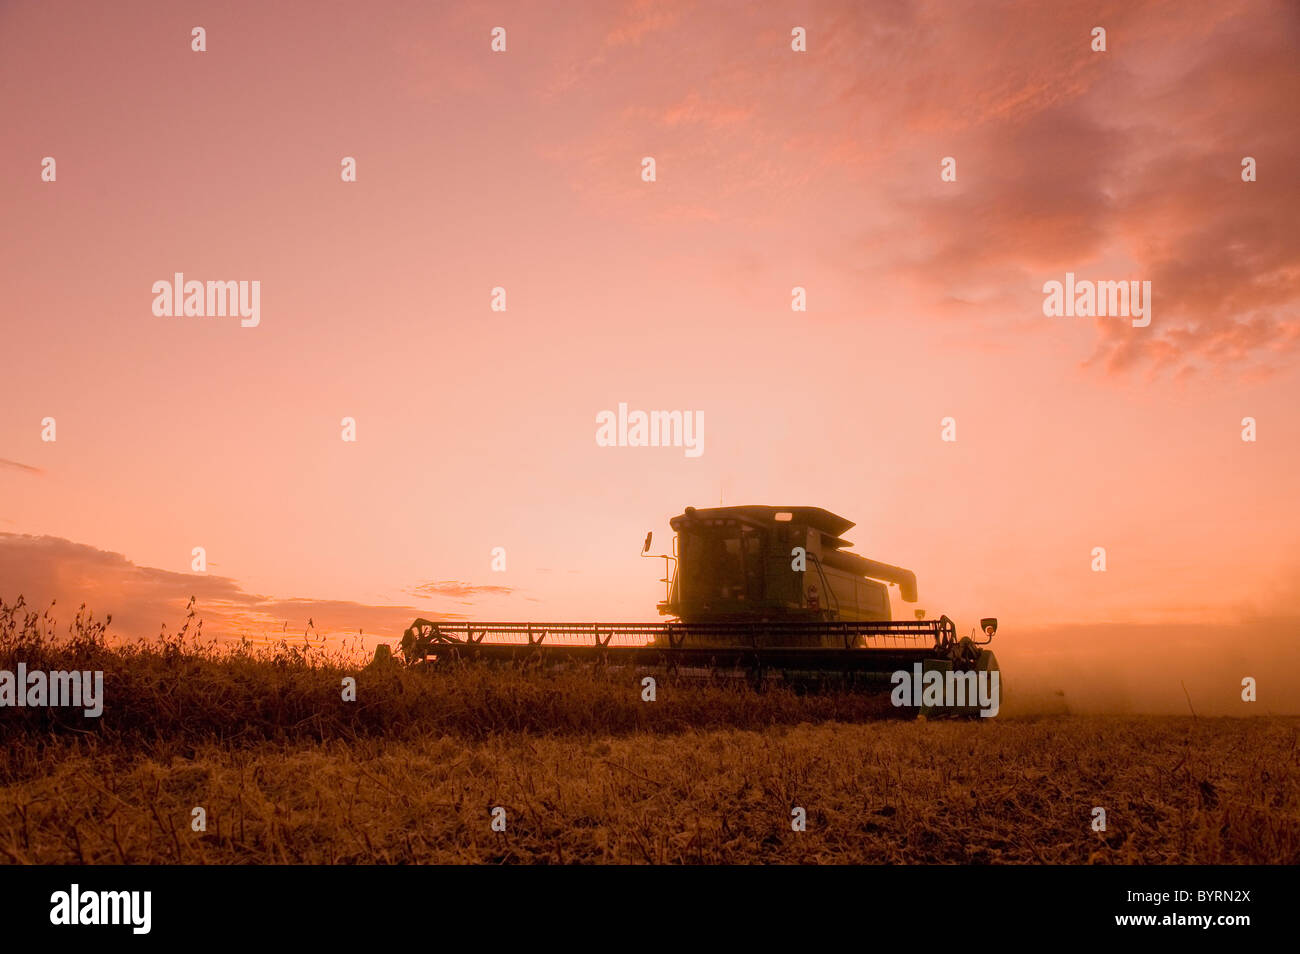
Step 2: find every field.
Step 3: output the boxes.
[2,599,1298,864]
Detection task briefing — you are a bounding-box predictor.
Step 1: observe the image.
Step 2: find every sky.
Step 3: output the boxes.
[1,0,1298,707]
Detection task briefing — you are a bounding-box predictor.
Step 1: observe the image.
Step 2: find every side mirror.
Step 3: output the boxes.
[642,532,653,554]
[980,617,998,636]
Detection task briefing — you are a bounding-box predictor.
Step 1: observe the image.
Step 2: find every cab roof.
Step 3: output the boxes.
[670,506,856,539]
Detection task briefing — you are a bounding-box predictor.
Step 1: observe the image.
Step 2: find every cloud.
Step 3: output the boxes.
[535,0,1300,378]
[409,580,516,599]
[0,458,43,476]
[0,533,451,642]
[850,0,1300,378]
[625,91,756,130]
[604,0,682,49]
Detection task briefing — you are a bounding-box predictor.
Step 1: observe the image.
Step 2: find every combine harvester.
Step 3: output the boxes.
[393,506,999,711]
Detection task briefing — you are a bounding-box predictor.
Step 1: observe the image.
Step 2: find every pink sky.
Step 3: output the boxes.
[2,0,1299,694]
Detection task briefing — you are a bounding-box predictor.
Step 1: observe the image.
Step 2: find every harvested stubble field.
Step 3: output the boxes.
[2,599,1297,864]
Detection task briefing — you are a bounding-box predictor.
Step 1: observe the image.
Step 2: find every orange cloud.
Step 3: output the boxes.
[0,534,458,642]
[0,458,43,476]
[410,580,516,599]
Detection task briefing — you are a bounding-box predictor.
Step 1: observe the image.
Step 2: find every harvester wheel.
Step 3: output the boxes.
[976,648,1002,717]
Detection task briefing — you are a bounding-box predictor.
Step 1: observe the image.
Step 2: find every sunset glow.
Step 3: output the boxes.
[2,0,1298,712]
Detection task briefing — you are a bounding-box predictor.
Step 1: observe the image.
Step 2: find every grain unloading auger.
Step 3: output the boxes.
[391,506,1000,707]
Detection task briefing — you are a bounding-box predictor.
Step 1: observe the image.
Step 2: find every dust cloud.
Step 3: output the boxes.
[993,618,1300,716]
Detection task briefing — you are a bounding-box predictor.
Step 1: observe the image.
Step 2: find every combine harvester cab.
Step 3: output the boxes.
[657,505,916,632]
[393,505,1001,717]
